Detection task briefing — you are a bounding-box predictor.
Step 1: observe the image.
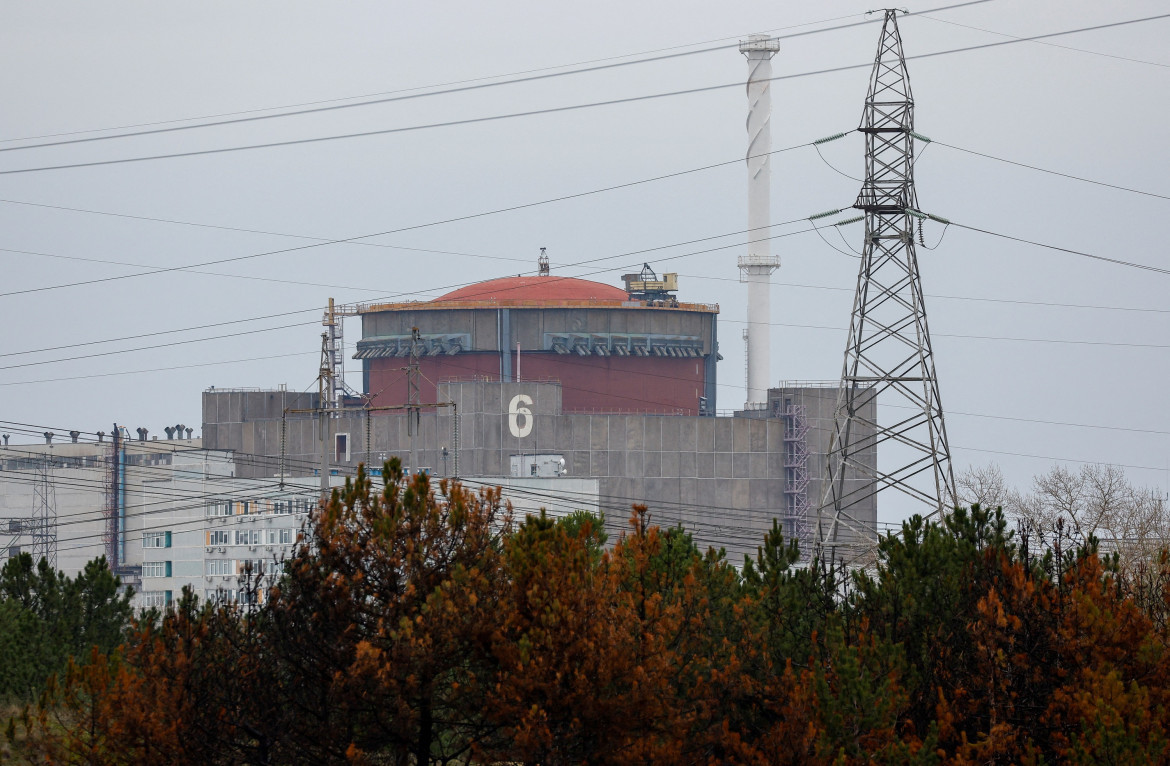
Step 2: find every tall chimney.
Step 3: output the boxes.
[738,34,781,407]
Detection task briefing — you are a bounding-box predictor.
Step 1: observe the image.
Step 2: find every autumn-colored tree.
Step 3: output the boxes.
[25,464,1170,765]
[262,460,509,764]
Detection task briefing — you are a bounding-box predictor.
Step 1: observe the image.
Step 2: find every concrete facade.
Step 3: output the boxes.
[0,438,235,595]
[202,381,821,563]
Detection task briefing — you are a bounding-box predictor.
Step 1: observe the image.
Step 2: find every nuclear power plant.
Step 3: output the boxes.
[4,13,962,597]
[196,28,892,563]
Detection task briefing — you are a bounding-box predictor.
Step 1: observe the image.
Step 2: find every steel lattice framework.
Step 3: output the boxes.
[30,454,57,570]
[817,10,956,563]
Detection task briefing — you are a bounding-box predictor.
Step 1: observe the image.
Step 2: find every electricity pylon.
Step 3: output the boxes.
[817,9,956,564]
[30,452,58,570]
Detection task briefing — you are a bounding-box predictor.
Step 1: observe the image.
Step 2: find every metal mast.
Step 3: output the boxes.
[322,298,361,411]
[318,332,333,493]
[738,34,781,408]
[407,327,422,475]
[30,449,57,570]
[817,10,956,561]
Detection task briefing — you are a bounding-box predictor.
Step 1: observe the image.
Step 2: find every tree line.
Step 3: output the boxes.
[6,457,1170,763]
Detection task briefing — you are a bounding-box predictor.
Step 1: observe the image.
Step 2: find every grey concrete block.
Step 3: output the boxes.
[733,418,751,453]
[714,419,733,452]
[570,451,589,477]
[714,453,733,478]
[733,453,750,479]
[660,418,680,452]
[625,417,643,451]
[625,450,644,477]
[697,452,714,479]
[644,451,661,478]
[750,419,768,453]
[609,451,626,477]
[660,451,679,477]
[590,451,608,477]
[678,451,696,478]
[590,419,609,452]
[696,417,715,451]
[677,418,697,452]
[643,418,661,452]
[767,422,784,453]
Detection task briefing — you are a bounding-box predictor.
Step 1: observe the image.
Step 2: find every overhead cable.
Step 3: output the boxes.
[3,12,1165,176]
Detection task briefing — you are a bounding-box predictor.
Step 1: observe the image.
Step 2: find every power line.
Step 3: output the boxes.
[0,8,886,146]
[947,219,1170,276]
[0,200,532,263]
[0,321,316,372]
[953,445,1169,474]
[913,12,1170,70]
[4,12,1165,177]
[0,3,992,152]
[678,272,1170,315]
[2,195,1160,369]
[0,351,314,388]
[0,139,819,298]
[0,246,489,295]
[0,219,822,371]
[934,141,1170,201]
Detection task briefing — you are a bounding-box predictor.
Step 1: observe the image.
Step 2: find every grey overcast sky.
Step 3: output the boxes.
[1,0,1167,523]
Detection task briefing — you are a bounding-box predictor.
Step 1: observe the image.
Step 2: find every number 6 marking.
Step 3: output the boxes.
[509,394,533,438]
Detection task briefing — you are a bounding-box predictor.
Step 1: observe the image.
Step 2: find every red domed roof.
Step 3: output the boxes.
[435,276,628,304]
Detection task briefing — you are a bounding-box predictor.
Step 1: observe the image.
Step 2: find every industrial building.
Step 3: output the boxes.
[201,267,877,562]
[0,431,342,610]
[197,33,879,563]
[353,264,719,416]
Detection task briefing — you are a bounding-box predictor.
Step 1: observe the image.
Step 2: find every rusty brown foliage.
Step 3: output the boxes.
[22,470,1170,765]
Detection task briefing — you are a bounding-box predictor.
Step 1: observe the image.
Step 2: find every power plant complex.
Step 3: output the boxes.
[2,11,956,607]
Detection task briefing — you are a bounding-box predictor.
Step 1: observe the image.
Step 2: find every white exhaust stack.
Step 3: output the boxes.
[738,34,780,408]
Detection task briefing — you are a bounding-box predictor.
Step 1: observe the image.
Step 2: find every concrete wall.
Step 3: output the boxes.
[767,385,878,551]
[0,440,234,587]
[203,381,795,564]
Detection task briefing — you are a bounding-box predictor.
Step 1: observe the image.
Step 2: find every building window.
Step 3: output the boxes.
[240,559,268,576]
[207,501,233,518]
[205,559,233,576]
[335,433,350,463]
[140,591,172,608]
[279,528,294,545]
[208,530,230,546]
[234,529,260,546]
[206,589,236,605]
[142,561,171,578]
[142,531,171,548]
[7,545,19,559]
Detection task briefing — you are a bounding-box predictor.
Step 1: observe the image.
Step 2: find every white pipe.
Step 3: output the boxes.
[738,35,780,407]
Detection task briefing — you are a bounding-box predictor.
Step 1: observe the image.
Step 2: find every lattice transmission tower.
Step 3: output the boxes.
[30,451,58,570]
[817,10,956,563]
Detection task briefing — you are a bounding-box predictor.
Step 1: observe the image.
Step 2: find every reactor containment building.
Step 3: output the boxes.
[201,268,876,562]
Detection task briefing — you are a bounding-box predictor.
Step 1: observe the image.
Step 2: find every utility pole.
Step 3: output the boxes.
[318,332,332,493]
[407,327,421,475]
[817,10,956,564]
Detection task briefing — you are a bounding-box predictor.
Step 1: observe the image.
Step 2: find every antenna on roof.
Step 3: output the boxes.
[538,247,550,276]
